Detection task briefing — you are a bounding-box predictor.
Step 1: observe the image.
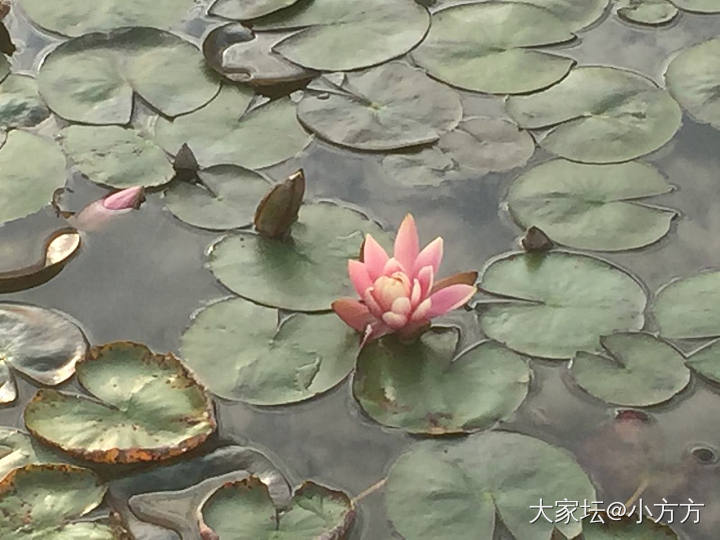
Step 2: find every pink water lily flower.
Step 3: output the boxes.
[332,214,477,344]
[70,186,145,231]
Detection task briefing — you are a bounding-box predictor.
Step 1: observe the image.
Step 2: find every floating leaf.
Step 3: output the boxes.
[0,428,59,481]
[210,0,303,21]
[0,74,50,130]
[0,131,66,224]
[353,329,530,434]
[0,464,116,539]
[0,303,87,404]
[201,476,355,540]
[665,38,720,129]
[412,2,575,94]
[506,159,677,251]
[582,515,678,539]
[164,165,271,231]
[570,333,690,406]
[61,125,174,188]
[506,66,682,163]
[686,339,720,385]
[381,147,454,187]
[38,27,220,125]
[515,0,609,30]
[652,271,720,339]
[616,0,679,25]
[208,203,389,312]
[24,342,216,464]
[297,62,461,151]
[154,87,310,169]
[385,432,595,540]
[669,0,720,12]
[18,0,196,36]
[477,251,647,359]
[249,0,430,72]
[181,297,358,405]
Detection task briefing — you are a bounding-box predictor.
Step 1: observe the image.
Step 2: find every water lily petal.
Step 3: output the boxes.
[411,297,432,322]
[363,234,389,280]
[427,284,477,318]
[383,257,406,276]
[102,186,145,210]
[394,214,419,273]
[410,278,422,308]
[391,297,412,316]
[332,298,376,332]
[413,237,443,276]
[431,271,478,294]
[382,311,408,329]
[348,260,372,297]
[417,265,434,298]
[363,287,384,319]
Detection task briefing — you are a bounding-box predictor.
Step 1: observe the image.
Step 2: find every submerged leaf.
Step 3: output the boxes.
[254,169,305,238]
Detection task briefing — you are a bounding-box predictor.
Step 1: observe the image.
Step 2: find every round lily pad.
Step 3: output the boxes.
[617,0,679,25]
[0,131,66,224]
[249,0,430,72]
[0,428,59,481]
[478,251,647,359]
[155,87,310,169]
[669,0,720,12]
[515,0,609,30]
[506,159,677,251]
[385,432,595,540]
[298,62,462,151]
[506,66,683,163]
[0,464,116,539]
[164,165,271,231]
[24,341,216,464]
[38,27,220,125]
[201,477,355,540]
[353,329,530,434]
[208,203,389,312]
[652,271,720,339]
[412,2,576,94]
[61,125,174,188]
[210,0,302,20]
[570,332,690,406]
[686,339,720,384]
[0,74,50,130]
[18,0,196,36]
[181,297,359,405]
[666,38,720,129]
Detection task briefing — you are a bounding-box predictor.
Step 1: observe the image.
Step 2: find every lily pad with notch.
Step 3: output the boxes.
[512,0,609,31]
[616,0,679,25]
[652,270,720,340]
[0,428,61,481]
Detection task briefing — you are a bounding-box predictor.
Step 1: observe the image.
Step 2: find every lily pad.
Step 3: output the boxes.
[385,432,595,540]
[652,271,720,339]
[477,251,647,359]
[155,87,310,169]
[201,476,355,540]
[381,147,455,187]
[24,341,216,464]
[0,464,116,539]
[61,125,174,188]
[298,62,461,151]
[353,329,530,434]
[669,0,720,12]
[0,428,60,481]
[570,332,690,406]
[412,2,576,94]
[506,66,683,163]
[210,0,303,20]
[180,297,359,405]
[514,0,609,30]
[617,0,679,25]
[686,339,720,385]
[0,303,87,405]
[38,27,220,125]
[164,165,271,231]
[665,38,720,129]
[249,0,430,72]
[0,131,66,224]
[18,0,196,36]
[583,515,679,539]
[0,74,50,130]
[506,159,677,251]
[208,203,389,312]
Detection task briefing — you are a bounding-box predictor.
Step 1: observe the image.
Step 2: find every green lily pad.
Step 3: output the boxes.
[155,87,310,169]
[208,203,389,312]
[61,125,174,188]
[0,131,66,224]
[210,0,302,20]
[583,515,679,539]
[686,339,720,384]
[477,251,647,359]
[201,476,355,540]
[353,329,530,435]
[652,271,720,339]
[249,0,430,72]
[617,0,679,25]
[0,75,50,130]
[665,38,720,129]
[506,66,683,163]
[17,0,196,36]
[164,165,271,231]
[297,62,461,151]
[180,297,359,405]
[570,332,690,406]
[0,428,59,481]
[412,2,576,94]
[385,432,595,540]
[0,303,87,405]
[24,341,216,464]
[506,159,677,251]
[514,0,609,30]
[669,0,720,12]
[38,27,219,125]
[0,464,117,539]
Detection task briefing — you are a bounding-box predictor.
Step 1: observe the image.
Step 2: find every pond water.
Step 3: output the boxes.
[2,1,720,539]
